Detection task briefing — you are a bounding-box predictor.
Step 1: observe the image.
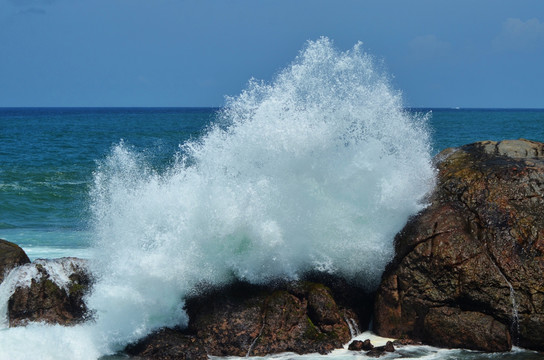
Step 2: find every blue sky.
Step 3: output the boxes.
[1,0,543,108]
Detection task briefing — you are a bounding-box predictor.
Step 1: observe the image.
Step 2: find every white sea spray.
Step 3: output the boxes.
[0,37,435,359]
[85,37,435,352]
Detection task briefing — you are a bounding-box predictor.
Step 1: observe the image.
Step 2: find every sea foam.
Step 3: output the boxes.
[0,37,435,359]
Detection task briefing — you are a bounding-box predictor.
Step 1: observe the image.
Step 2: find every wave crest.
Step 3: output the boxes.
[87,37,435,350]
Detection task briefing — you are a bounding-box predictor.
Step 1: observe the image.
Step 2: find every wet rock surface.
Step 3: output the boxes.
[125,328,208,360]
[348,339,374,351]
[374,139,544,351]
[423,306,511,351]
[0,239,30,283]
[348,339,395,358]
[7,258,92,326]
[127,279,370,359]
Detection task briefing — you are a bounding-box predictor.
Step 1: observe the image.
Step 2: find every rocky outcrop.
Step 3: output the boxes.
[366,341,395,358]
[374,139,544,352]
[125,328,208,360]
[127,279,368,359]
[0,239,30,283]
[8,258,92,326]
[423,307,511,351]
[347,339,395,357]
[1,241,92,326]
[348,339,374,351]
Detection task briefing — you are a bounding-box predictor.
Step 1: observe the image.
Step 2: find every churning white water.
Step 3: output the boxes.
[0,38,435,359]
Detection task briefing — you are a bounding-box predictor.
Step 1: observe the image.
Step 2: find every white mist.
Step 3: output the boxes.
[0,38,435,359]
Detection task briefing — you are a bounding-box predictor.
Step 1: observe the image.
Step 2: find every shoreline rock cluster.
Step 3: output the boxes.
[1,139,543,357]
[126,279,370,359]
[375,139,544,352]
[348,339,396,357]
[0,245,91,327]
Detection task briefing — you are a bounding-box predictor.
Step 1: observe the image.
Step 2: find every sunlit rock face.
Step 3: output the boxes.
[2,258,92,327]
[0,239,30,283]
[374,139,544,352]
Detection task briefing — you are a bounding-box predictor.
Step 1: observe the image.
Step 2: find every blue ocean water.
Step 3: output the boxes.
[425,108,544,153]
[0,108,215,259]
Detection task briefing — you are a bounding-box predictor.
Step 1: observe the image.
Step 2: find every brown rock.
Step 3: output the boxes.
[392,338,422,345]
[348,339,373,351]
[348,340,364,351]
[300,271,375,332]
[255,290,315,355]
[366,341,395,357]
[125,328,208,360]
[374,139,544,351]
[185,281,354,356]
[186,284,266,357]
[362,339,374,350]
[8,258,92,326]
[0,239,30,283]
[423,307,511,351]
[128,280,362,358]
[384,340,395,352]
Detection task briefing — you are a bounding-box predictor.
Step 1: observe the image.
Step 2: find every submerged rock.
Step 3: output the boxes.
[0,239,30,283]
[365,341,395,358]
[7,258,92,326]
[127,279,369,359]
[374,139,544,351]
[348,339,374,351]
[348,339,395,357]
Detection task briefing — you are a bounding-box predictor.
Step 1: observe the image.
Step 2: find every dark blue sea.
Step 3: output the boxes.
[0,108,216,259]
[1,106,544,359]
